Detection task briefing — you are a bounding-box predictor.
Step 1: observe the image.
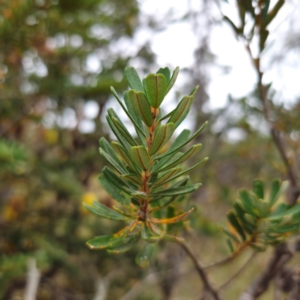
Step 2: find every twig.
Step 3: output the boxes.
[217,252,256,291]
[177,240,221,300]
[119,271,158,300]
[239,243,292,300]
[203,241,250,270]
[24,258,41,300]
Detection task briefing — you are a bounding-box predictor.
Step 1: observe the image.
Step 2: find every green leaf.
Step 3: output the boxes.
[99,138,122,165]
[151,208,194,224]
[102,167,132,194]
[150,123,175,155]
[130,146,150,171]
[234,203,255,234]
[135,242,156,268]
[106,113,131,151]
[154,129,190,163]
[269,180,288,207]
[107,235,139,254]
[141,222,160,243]
[226,238,235,253]
[154,157,208,186]
[155,144,202,173]
[189,85,199,96]
[269,223,299,233]
[238,189,256,215]
[87,234,124,250]
[262,0,271,19]
[168,95,194,129]
[157,67,171,82]
[227,211,246,241]
[124,66,143,92]
[260,29,269,52]
[152,183,201,198]
[152,152,183,173]
[99,148,127,175]
[268,204,300,221]
[155,121,207,160]
[223,16,241,35]
[144,73,167,108]
[165,66,179,95]
[128,90,153,126]
[221,225,240,243]
[83,201,128,221]
[110,87,147,139]
[239,0,255,16]
[112,142,140,173]
[111,117,137,146]
[253,179,264,199]
[150,167,182,187]
[264,0,285,27]
[99,172,131,206]
[120,174,142,186]
[257,200,270,218]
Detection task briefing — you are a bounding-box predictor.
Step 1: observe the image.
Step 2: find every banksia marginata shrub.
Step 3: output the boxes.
[84,66,208,267]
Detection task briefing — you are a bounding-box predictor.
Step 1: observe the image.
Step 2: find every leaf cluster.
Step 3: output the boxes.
[84,66,208,267]
[224,179,300,252]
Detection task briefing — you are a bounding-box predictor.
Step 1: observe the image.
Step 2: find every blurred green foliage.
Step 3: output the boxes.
[1,0,300,299]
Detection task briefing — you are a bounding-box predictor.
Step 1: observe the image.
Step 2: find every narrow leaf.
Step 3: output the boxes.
[168,95,194,128]
[152,183,201,198]
[102,167,132,194]
[150,167,182,187]
[144,73,167,108]
[106,114,131,151]
[155,121,207,160]
[221,225,241,243]
[155,144,202,173]
[257,200,270,218]
[87,234,124,249]
[83,201,128,221]
[268,203,300,221]
[151,208,194,224]
[270,223,299,233]
[150,123,175,155]
[110,87,146,138]
[269,180,288,207]
[238,189,256,215]
[141,221,160,243]
[99,172,131,206]
[120,174,142,186]
[130,146,150,171]
[124,66,143,92]
[128,90,152,126]
[189,85,199,96]
[165,66,179,95]
[107,235,139,254]
[111,117,137,146]
[264,0,285,27]
[99,148,127,174]
[112,141,140,173]
[227,212,246,241]
[157,67,171,82]
[135,243,156,268]
[155,157,208,185]
[253,179,264,199]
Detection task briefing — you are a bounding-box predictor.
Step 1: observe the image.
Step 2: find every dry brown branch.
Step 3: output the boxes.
[177,240,221,300]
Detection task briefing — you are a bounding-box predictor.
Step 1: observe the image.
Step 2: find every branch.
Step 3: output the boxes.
[287,270,300,300]
[217,252,256,291]
[177,240,221,300]
[24,258,41,300]
[203,241,250,269]
[239,243,292,300]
